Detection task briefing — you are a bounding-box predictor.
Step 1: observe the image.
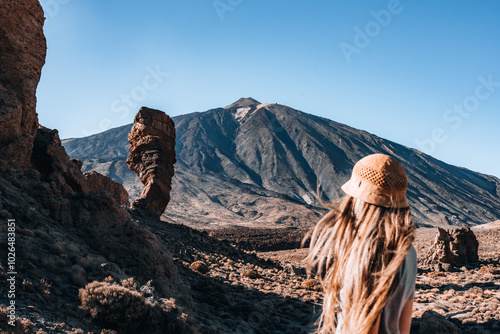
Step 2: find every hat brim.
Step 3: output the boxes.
[341,175,409,209]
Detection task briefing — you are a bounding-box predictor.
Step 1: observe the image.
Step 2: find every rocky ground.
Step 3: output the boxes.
[1,213,499,333]
[253,227,500,334]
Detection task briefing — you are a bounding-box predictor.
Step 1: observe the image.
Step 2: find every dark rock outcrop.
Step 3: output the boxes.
[412,310,462,334]
[449,227,480,264]
[127,107,176,218]
[0,0,46,172]
[31,126,89,196]
[84,170,130,206]
[425,227,479,269]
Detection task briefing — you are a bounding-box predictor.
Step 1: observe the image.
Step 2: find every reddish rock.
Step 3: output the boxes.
[0,0,47,172]
[126,107,176,218]
[426,227,479,268]
[84,171,130,206]
[449,227,479,264]
[0,1,187,319]
[31,126,88,196]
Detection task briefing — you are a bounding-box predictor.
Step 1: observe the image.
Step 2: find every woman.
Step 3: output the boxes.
[306,154,417,334]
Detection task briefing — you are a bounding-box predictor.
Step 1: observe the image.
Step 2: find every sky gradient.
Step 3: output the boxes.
[37,0,500,177]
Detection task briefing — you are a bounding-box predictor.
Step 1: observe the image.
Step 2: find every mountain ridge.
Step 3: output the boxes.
[62,98,500,228]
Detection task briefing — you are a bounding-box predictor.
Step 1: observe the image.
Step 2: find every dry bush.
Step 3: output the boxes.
[48,242,65,255]
[17,228,34,237]
[0,305,34,333]
[36,278,52,296]
[79,278,189,334]
[190,261,209,274]
[78,254,107,271]
[240,267,260,279]
[66,242,82,255]
[300,278,321,291]
[41,254,65,271]
[70,264,87,287]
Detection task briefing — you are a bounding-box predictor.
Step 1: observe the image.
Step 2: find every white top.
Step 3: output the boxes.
[335,244,418,334]
[379,244,418,334]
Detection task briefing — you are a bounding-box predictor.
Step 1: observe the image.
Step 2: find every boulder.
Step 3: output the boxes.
[413,310,461,334]
[425,227,479,269]
[449,227,479,264]
[84,171,130,206]
[0,0,46,171]
[126,107,176,218]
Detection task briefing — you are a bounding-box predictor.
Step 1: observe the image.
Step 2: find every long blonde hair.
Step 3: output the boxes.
[306,195,414,334]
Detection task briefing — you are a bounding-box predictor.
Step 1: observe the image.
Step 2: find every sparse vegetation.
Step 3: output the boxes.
[79,278,189,334]
[0,305,35,334]
[190,261,209,274]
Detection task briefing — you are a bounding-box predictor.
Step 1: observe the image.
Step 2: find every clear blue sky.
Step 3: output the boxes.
[37,0,500,178]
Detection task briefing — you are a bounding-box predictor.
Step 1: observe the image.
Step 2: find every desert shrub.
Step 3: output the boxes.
[79,278,188,333]
[300,278,320,291]
[0,305,34,333]
[190,261,209,274]
[240,267,260,279]
[70,264,87,287]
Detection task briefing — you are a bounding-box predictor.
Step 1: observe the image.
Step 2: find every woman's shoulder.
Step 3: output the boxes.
[401,244,418,298]
[407,244,417,269]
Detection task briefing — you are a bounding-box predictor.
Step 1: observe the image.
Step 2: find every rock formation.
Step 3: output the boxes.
[84,170,130,206]
[31,126,89,196]
[0,3,188,332]
[0,0,47,172]
[127,107,176,218]
[412,310,461,334]
[425,227,479,269]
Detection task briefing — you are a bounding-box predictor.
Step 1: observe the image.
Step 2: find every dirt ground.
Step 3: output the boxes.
[253,227,500,333]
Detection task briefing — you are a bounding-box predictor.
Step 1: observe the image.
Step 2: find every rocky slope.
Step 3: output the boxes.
[0,1,187,332]
[63,98,500,228]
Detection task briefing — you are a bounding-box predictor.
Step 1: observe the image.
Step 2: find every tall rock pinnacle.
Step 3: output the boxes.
[126,107,176,218]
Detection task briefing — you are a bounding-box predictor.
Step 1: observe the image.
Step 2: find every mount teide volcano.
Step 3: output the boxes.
[63,98,500,228]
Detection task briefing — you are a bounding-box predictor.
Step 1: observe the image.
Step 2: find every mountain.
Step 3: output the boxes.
[62,98,500,228]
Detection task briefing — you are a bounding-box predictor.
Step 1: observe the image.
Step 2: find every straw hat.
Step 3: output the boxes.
[341,154,409,208]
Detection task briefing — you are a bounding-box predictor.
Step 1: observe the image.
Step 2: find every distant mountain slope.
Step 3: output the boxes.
[63,124,131,159]
[63,98,500,228]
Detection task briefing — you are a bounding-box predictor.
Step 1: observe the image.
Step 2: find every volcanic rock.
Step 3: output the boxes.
[0,0,47,172]
[425,227,479,268]
[449,227,480,264]
[31,126,88,196]
[84,170,130,206]
[415,310,461,334]
[0,3,188,332]
[126,107,176,218]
